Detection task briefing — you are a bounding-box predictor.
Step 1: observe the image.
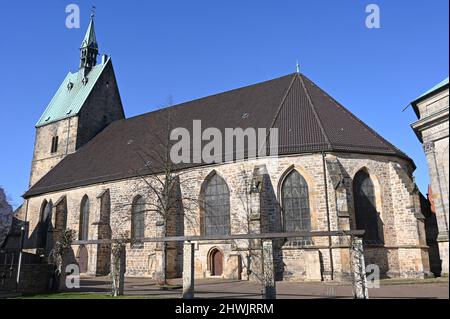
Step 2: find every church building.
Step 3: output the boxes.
[19,17,433,281]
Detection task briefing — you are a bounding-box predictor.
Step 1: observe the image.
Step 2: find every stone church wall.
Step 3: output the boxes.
[29,116,79,187]
[23,152,431,281]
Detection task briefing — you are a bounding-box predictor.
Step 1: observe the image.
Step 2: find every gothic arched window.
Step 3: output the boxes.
[79,195,90,240]
[281,170,311,244]
[38,200,53,248]
[353,170,381,244]
[131,195,146,242]
[202,173,230,236]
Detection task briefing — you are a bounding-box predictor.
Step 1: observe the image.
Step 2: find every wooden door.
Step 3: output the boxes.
[77,245,89,274]
[212,250,223,276]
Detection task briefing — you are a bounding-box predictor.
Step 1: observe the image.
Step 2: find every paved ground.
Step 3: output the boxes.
[65,276,449,299]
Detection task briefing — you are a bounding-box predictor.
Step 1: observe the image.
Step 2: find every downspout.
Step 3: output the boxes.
[322,152,334,280]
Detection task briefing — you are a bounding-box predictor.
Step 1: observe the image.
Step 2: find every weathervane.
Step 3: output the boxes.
[91,5,96,19]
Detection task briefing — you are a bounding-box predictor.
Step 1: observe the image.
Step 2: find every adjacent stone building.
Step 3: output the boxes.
[411,77,449,276]
[17,18,433,283]
[0,187,13,247]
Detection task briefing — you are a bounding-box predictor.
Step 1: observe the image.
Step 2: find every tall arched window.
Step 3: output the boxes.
[131,195,146,242]
[353,170,380,244]
[281,170,311,244]
[39,200,53,248]
[202,173,230,236]
[79,195,90,240]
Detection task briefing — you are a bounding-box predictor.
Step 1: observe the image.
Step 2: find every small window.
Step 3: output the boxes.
[51,136,59,153]
[131,195,146,248]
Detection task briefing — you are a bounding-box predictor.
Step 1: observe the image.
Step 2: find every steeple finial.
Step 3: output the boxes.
[81,11,98,50]
[91,5,96,19]
[296,60,300,74]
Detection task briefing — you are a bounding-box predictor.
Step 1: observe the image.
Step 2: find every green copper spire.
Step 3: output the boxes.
[81,15,98,50]
[79,12,99,76]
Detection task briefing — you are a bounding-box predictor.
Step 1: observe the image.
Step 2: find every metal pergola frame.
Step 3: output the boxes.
[71,230,365,245]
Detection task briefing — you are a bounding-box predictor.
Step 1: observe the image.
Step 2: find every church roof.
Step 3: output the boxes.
[25,72,411,198]
[35,58,110,127]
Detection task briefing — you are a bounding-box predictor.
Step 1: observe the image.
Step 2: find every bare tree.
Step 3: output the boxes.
[232,165,266,284]
[119,110,201,286]
[48,228,76,291]
[0,187,13,247]
[110,232,128,296]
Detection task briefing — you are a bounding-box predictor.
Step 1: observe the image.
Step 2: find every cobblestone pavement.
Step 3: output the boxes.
[67,276,449,299]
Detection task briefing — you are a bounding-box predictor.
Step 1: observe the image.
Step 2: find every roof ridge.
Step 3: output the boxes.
[301,74,408,159]
[299,74,332,150]
[267,73,298,130]
[123,73,298,123]
[259,73,298,155]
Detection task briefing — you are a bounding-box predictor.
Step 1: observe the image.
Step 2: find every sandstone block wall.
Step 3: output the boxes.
[413,87,449,276]
[23,152,431,281]
[29,116,79,187]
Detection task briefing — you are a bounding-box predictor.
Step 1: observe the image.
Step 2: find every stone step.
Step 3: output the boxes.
[0,290,21,299]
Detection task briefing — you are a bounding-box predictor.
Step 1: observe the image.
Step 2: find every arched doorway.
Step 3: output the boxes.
[210,249,223,276]
[77,245,89,274]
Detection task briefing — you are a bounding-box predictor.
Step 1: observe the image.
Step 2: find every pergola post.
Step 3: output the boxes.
[57,248,69,291]
[350,235,369,299]
[111,244,126,296]
[262,239,276,299]
[182,241,195,299]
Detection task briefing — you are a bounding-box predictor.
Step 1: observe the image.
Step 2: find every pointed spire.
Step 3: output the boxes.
[81,13,98,50]
[79,8,99,77]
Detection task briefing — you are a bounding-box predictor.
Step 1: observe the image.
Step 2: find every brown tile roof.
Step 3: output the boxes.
[24,73,411,198]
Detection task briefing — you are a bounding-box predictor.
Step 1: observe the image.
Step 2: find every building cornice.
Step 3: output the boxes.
[411,107,449,143]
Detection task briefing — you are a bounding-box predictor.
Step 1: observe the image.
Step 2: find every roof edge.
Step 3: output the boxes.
[411,78,449,118]
[23,149,414,199]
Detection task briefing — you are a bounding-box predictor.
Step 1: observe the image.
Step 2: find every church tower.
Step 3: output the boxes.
[29,15,125,187]
[79,14,98,78]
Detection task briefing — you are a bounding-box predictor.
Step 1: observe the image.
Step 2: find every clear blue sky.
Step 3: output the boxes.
[0,1,448,208]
